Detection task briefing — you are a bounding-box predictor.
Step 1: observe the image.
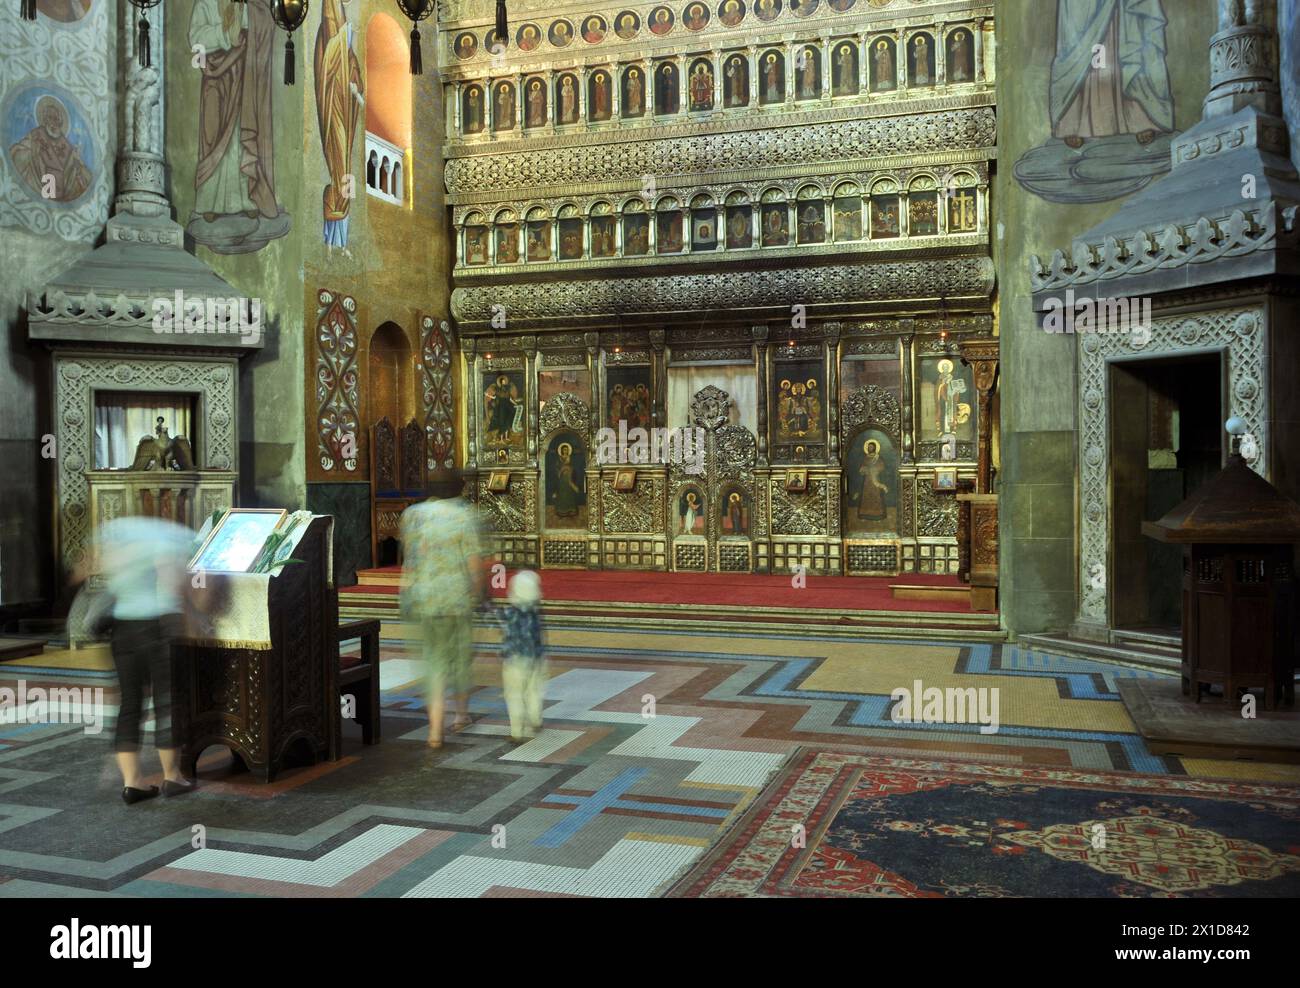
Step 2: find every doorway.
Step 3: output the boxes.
[1108,352,1223,631]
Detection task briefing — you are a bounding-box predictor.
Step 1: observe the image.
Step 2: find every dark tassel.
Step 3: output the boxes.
[284,35,295,85]
[410,26,422,75]
[137,15,150,67]
[495,0,507,43]
[21,0,36,21]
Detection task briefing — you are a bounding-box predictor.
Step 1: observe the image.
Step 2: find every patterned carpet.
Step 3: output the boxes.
[671,749,1300,898]
[1,623,1297,897]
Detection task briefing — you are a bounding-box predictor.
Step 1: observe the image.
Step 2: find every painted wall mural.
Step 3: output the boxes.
[35,0,91,23]
[421,317,455,470]
[315,290,361,472]
[315,0,365,252]
[0,2,111,242]
[188,0,291,253]
[1013,0,1175,203]
[4,88,94,203]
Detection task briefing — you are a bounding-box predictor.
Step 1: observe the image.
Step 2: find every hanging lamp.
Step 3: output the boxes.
[125,0,163,66]
[396,0,436,75]
[270,0,310,86]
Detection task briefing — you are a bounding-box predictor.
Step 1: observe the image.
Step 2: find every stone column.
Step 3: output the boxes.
[113,0,172,237]
[1205,0,1281,118]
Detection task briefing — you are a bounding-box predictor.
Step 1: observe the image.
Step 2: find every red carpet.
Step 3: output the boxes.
[344,566,984,613]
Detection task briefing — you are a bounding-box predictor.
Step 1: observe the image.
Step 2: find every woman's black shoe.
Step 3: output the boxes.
[161,779,195,798]
[122,785,159,805]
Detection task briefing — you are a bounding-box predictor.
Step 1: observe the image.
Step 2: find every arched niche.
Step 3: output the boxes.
[368,321,416,435]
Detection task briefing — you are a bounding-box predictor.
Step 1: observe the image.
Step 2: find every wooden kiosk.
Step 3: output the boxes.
[1142,434,1300,711]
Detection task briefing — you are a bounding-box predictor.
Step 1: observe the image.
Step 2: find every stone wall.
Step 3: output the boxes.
[994,0,1215,635]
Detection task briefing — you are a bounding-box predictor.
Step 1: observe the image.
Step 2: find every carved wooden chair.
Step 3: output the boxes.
[369,417,427,567]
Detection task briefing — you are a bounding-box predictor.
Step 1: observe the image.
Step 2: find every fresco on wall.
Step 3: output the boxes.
[1013,0,1175,203]
[188,0,291,254]
[36,0,91,22]
[4,88,95,204]
[315,0,365,252]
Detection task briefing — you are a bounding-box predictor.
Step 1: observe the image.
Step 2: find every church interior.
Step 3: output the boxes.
[2,0,1300,913]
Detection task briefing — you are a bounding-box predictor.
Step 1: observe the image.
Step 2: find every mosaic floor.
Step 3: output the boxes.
[2,622,1298,897]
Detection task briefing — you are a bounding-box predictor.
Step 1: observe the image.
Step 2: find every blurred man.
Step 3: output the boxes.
[399,477,485,747]
[87,516,197,804]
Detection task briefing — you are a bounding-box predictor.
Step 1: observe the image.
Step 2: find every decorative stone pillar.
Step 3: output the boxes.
[1205,0,1280,118]
[113,3,173,242]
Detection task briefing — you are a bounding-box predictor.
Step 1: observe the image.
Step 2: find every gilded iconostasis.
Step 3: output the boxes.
[440,0,996,576]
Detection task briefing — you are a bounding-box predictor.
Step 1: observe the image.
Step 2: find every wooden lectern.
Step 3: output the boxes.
[174,516,340,780]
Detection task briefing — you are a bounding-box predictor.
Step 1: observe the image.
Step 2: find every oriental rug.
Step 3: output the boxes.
[670,748,1300,898]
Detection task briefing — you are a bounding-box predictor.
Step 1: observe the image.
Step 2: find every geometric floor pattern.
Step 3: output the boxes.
[2,620,1298,897]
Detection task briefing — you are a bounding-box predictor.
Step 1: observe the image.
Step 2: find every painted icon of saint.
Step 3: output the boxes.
[872,38,895,91]
[9,94,92,202]
[690,62,713,110]
[856,438,888,521]
[626,68,645,116]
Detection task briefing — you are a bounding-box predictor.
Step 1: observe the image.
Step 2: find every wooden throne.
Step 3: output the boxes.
[370,417,427,566]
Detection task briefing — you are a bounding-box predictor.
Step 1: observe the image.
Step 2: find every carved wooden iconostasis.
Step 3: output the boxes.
[441,0,998,577]
[462,318,992,576]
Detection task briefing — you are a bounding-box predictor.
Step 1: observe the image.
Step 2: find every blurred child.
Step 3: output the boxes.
[498,569,546,743]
